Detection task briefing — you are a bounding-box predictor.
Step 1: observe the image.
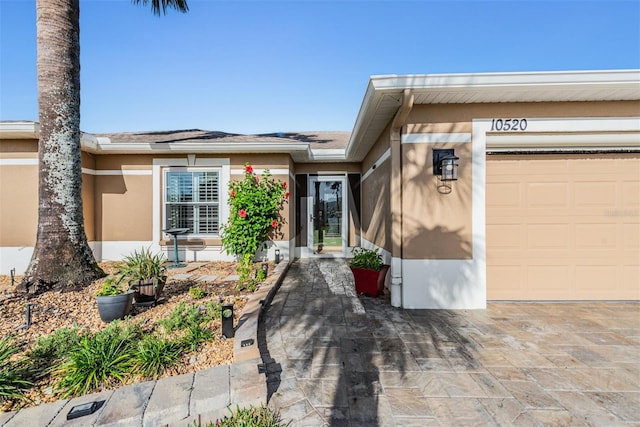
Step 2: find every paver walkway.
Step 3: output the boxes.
[263,259,640,426]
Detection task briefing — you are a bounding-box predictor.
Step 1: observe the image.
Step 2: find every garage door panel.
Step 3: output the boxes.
[527,224,570,249]
[487,182,521,207]
[527,265,571,297]
[575,181,617,207]
[575,223,617,248]
[527,182,569,207]
[622,182,639,206]
[623,223,640,248]
[487,224,522,249]
[622,266,640,299]
[487,154,640,301]
[487,265,524,299]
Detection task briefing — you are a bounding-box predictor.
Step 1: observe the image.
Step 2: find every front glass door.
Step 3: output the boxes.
[308,176,347,256]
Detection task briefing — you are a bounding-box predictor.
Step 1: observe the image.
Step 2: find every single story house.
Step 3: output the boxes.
[1,69,639,309]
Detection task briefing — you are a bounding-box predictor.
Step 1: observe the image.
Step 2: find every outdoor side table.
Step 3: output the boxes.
[162,227,189,268]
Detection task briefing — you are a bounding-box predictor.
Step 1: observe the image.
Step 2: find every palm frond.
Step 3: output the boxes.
[131,0,189,16]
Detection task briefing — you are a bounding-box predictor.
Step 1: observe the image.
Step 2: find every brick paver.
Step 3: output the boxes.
[264,259,640,426]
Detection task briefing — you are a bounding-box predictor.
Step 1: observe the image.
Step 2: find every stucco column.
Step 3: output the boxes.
[390,90,413,307]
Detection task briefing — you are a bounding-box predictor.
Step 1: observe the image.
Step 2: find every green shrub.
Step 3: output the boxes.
[158,302,203,333]
[201,405,289,426]
[30,327,84,365]
[120,247,167,283]
[189,286,206,299]
[55,321,139,397]
[133,335,182,378]
[0,337,31,403]
[349,247,384,271]
[204,300,222,320]
[180,324,214,352]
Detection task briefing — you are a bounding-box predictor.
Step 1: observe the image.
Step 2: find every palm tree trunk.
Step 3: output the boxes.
[19,0,104,293]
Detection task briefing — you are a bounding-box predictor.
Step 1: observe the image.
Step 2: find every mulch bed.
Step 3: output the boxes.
[0,261,267,411]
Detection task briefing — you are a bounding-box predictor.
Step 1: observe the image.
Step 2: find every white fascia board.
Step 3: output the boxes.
[82,142,310,155]
[345,79,379,159]
[370,69,640,91]
[309,148,347,161]
[0,121,39,138]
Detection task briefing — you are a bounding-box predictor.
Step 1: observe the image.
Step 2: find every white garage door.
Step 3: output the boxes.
[486,154,640,300]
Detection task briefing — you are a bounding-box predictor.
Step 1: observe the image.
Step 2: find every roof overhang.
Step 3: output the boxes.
[346,69,640,161]
[0,121,40,139]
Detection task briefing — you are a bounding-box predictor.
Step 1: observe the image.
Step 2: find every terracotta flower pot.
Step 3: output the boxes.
[350,265,389,297]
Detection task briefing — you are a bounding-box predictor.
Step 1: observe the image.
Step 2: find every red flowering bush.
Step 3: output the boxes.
[221,164,289,286]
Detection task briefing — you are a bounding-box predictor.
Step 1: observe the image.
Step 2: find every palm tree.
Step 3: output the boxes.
[19,0,188,294]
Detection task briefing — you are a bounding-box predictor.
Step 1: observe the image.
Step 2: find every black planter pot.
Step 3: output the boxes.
[96,290,135,323]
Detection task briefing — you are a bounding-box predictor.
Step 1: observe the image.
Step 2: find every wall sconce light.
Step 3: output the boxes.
[433,149,459,194]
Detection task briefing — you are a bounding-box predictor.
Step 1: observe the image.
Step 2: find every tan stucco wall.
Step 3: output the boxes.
[0,165,38,246]
[0,139,38,155]
[362,125,391,173]
[95,174,153,241]
[401,142,473,259]
[361,127,392,251]
[406,101,640,134]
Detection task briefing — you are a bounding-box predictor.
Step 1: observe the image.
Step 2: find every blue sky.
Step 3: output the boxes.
[1,0,639,134]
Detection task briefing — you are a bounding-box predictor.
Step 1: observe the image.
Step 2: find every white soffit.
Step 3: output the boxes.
[346,69,640,161]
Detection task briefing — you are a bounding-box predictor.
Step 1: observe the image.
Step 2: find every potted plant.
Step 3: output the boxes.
[349,247,390,297]
[96,277,135,322]
[118,248,168,305]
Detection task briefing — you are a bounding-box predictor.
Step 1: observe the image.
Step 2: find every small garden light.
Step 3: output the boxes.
[222,303,234,338]
[274,248,281,264]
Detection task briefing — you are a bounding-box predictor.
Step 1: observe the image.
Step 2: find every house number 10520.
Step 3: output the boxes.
[490,118,528,131]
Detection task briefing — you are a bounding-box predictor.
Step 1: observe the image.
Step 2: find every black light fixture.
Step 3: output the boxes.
[274,248,280,264]
[433,149,460,194]
[222,303,234,338]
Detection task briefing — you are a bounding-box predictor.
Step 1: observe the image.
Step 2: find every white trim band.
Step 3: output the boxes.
[0,158,38,166]
[81,168,153,176]
[402,133,472,144]
[230,168,290,176]
[362,148,391,182]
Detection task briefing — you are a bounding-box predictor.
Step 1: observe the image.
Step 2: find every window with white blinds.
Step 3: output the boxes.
[165,170,220,235]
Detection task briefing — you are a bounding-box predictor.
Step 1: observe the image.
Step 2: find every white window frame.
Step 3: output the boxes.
[164,168,221,236]
[153,158,230,243]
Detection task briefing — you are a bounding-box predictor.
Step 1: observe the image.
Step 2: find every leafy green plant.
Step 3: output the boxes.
[204,300,222,320]
[0,337,31,403]
[30,327,84,366]
[180,324,214,352]
[349,247,384,271]
[133,335,182,378]
[158,302,202,333]
[197,405,289,426]
[96,277,127,296]
[221,164,288,285]
[189,286,206,299]
[117,247,167,285]
[55,321,139,397]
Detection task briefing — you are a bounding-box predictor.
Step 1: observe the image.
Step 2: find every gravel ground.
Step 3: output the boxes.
[0,261,267,411]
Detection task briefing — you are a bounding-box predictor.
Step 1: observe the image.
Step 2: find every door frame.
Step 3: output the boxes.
[306,175,348,258]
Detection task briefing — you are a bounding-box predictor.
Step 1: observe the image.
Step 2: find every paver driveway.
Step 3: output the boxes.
[263,259,640,426]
